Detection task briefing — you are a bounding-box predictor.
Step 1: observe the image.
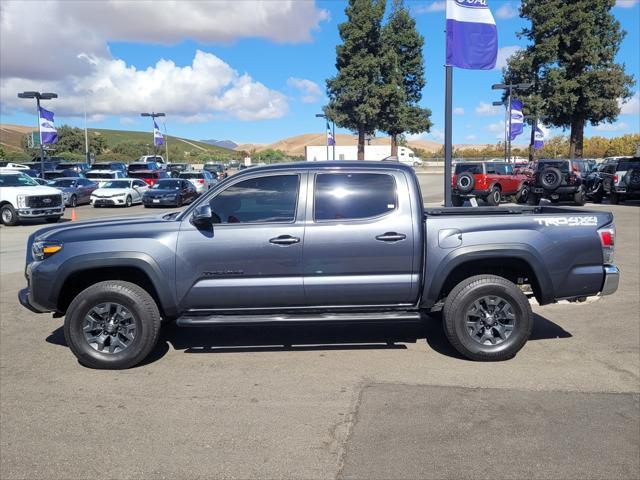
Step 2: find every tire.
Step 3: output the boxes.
[540,167,563,190]
[515,184,529,204]
[63,281,162,369]
[624,169,640,190]
[610,192,620,205]
[45,216,61,223]
[456,173,475,194]
[451,195,464,207]
[486,186,501,206]
[1,204,19,226]
[573,187,586,206]
[443,275,533,361]
[69,195,77,208]
[176,196,183,207]
[591,190,603,204]
[527,192,540,206]
[125,195,132,207]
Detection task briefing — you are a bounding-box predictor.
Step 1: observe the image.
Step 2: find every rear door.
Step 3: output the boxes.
[176,171,307,310]
[302,169,417,306]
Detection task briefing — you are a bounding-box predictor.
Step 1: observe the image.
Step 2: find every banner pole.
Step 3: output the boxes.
[444,65,453,207]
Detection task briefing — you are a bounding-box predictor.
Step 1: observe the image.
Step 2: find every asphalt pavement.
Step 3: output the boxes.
[1,173,638,479]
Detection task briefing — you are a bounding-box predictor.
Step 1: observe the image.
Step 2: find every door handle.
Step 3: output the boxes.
[269,235,300,245]
[375,232,407,242]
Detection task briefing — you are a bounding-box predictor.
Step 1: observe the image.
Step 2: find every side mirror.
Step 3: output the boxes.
[192,204,214,227]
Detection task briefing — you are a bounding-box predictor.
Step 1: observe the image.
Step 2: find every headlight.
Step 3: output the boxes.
[62,192,69,200]
[32,241,63,261]
[17,194,27,208]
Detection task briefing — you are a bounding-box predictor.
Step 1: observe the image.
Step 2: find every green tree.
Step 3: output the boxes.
[326,0,386,160]
[505,0,634,158]
[379,0,431,156]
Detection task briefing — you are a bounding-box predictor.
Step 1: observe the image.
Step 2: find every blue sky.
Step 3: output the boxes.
[1,0,638,146]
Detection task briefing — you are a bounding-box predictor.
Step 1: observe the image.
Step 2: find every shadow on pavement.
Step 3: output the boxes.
[46,312,572,366]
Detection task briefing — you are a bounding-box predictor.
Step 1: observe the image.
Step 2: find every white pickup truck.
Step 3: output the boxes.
[0,172,64,226]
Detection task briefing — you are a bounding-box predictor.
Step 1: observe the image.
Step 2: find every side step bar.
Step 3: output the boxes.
[176,311,422,327]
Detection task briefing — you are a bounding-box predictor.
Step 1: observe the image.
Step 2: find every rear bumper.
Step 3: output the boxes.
[532,186,580,195]
[601,264,619,296]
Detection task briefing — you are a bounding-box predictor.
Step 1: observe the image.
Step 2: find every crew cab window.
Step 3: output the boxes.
[314,173,396,221]
[455,164,482,174]
[209,174,299,224]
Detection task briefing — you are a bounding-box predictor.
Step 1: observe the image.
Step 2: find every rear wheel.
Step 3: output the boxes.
[451,195,464,207]
[610,192,620,204]
[1,204,19,226]
[515,184,529,204]
[486,187,501,206]
[573,188,586,206]
[176,196,183,207]
[443,275,533,361]
[125,195,132,207]
[63,281,161,369]
[591,190,604,204]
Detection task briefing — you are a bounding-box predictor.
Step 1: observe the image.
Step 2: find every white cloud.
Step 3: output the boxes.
[1,50,288,122]
[475,102,503,116]
[619,92,640,115]
[413,2,446,14]
[0,1,328,80]
[615,0,639,8]
[119,117,137,126]
[487,120,506,133]
[287,77,323,103]
[495,3,519,19]
[593,122,629,132]
[466,134,477,141]
[495,45,523,69]
[453,107,465,115]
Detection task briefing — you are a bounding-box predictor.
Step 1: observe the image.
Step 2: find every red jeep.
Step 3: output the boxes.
[451,161,530,206]
[128,170,170,187]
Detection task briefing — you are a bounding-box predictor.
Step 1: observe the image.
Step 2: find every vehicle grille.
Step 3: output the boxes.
[27,194,62,208]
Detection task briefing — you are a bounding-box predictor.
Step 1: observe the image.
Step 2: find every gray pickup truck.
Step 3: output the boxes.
[19,162,619,369]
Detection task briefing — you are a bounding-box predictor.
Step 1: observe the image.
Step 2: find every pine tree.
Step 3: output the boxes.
[379,0,432,156]
[326,0,387,160]
[504,0,634,158]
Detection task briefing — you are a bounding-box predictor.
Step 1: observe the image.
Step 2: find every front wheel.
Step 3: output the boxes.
[573,188,586,206]
[527,192,540,206]
[515,185,529,204]
[609,192,619,205]
[1,204,19,226]
[451,195,464,207]
[486,187,501,206]
[125,195,132,207]
[443,275,533,361]
[63,281,162,369]
[69,195,77,208]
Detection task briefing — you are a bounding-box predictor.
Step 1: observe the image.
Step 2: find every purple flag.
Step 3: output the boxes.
[326,121,335,146]
[38,107,57,144]
[446,0,498,70]
[509,98,524,141]
[534,123,547,149]
[153,120,164,146]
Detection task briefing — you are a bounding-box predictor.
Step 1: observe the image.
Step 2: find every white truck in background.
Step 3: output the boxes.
[305,145,423,166]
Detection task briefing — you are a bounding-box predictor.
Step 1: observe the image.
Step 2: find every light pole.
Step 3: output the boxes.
[17,91,58,176]
[524,114,548,162]
[161,119,169,164]
[493,100,508,161]
[315,113,335,161]
[492,82,532,162]
[83,90,93,164]
[140,112,166,155]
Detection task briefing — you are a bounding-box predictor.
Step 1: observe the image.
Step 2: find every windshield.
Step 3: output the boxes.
[51,179,77,187]
[151,180,181,190]
[179,173,201,179]
[0,173,39,187]
[128,164,151,171]
[87,172,114,179]
[455,164,482,174]
[102,180,131,189]
[537,161,570,172]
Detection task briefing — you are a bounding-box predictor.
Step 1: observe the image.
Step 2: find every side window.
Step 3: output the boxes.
[485,164,497,175]
[135,180,146,188]
[494,164,506,175]
[314,173,397,221]
[209,174,299,224]
[503,164,514,175]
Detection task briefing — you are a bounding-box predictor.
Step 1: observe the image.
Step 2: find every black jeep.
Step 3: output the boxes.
[529,158,589,205]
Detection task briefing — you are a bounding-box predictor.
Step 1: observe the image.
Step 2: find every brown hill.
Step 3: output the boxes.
[234,133,443,156]
[0,124,36,152]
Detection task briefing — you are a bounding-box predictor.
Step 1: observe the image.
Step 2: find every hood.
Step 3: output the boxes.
[92,187,130,196]
[145,188,179,195]
[0,185,62,196]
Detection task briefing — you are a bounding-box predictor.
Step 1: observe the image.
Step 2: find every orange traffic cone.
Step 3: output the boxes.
[71,208,77,222]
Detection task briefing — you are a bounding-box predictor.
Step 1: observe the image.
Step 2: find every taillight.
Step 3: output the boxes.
[598,224,616,263]
[614,174,618,183]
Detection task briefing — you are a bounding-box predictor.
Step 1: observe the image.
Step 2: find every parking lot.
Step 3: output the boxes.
[1,173,638,479]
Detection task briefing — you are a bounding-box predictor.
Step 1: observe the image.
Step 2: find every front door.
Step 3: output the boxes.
[176,172,307,311]
[302,170,417,307]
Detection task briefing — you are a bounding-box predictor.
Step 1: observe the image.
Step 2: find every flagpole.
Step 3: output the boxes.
[444,65,453,207]
[507,88,513,162]
[162,120,169,163]
[332,120,336,161]
[35,97,45,176]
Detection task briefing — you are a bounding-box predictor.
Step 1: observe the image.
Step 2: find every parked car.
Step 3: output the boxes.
[19,162,620,369]
[178,170,218,195]
[42,169,85,181]
[142,179,198,207]
[31,177,51,186]
[528,158,590,205]
[128,170,170,186]
[585,162,616,204]
[167,163,190,177]
[90,179,149,207]
[127,162,163,175]
[49,178,99,207]
[0,171,64,226]
[610,157,640,204]
[85,170,127,187]
[90,162,127,173]
[57,162,91,174]
[228,159,240,168]
[0,162,30,170]
[451,161,530,206]
[138,155,166,168]
[203,162,228,179]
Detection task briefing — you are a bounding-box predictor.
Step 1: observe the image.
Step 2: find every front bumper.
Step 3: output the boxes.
[17,206,64,218]
[92,197,127,206]
[143,197,178,206]
[601,264,620,296]
[18,287,47,313]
